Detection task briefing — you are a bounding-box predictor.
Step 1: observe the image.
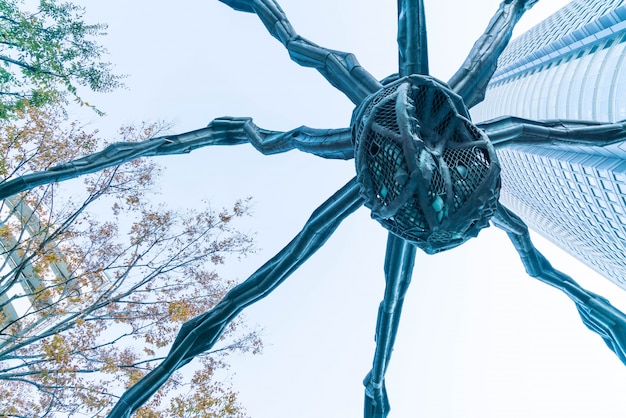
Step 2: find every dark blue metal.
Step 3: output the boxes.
[448,0,539,109]
[351,74,501,254]
[0,118,354,200]
[479,116,626,147]
[364,233,416,418]
[397,0,428,77]
[358,5,425,416]
[107,178,364,417]
[492,204,626,364]
[218,0,382,104]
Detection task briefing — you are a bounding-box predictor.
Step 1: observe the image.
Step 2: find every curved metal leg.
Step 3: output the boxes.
[106,178,364,417]
[479,116,626,147]
[397,0,429,77]
[364,233,416,418]
[492,203,626,364]
[447,0,538,109]
[0,117,353,200]
[201,117,354,159]
[218,0,382,104]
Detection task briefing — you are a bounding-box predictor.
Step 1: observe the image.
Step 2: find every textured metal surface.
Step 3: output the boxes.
[352,75,500,253]
[363,233,415,418]
[480,116,626,147]
[397,0,428,76]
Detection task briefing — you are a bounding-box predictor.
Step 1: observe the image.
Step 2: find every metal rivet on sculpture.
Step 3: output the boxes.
[1,1,626,417]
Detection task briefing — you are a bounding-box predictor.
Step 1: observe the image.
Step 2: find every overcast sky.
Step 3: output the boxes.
[72,1,626,417]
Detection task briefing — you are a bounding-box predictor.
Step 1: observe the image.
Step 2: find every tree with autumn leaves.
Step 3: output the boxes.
[0,104,262,417]
[0,1,261,416]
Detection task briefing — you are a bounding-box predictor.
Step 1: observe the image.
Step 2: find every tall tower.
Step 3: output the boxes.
[472,0,626,289]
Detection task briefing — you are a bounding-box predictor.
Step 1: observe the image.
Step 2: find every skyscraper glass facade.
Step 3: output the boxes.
[473,0,626,122]
[472,0,626,289]
[495,139,626,288]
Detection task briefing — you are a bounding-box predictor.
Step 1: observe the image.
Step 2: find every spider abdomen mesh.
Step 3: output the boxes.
[351,75,501,253]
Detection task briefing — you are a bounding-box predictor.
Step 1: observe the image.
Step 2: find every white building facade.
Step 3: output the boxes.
[473,0,626,289]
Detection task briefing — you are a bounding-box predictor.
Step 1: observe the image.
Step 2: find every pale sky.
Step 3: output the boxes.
[73,1,626,417]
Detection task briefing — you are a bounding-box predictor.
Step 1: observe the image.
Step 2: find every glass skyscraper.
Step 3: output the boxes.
[472,0,626,289]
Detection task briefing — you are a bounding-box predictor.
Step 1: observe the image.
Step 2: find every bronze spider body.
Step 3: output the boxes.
[351,74,501,253]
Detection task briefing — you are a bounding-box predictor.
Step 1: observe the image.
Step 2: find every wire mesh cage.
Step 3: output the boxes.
[352,75,501,253]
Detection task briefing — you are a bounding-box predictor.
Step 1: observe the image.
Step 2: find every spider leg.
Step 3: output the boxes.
[492,203,626,364]
[0,117,353,201]
[364,233,416,418]
[397,0,429,76]
[106,178,364,418]
[447,0,539,109]
[218,0,382,104]
[479,116,626,147]
[192,117,354,159]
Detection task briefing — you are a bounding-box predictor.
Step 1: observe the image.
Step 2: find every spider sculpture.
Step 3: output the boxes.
[1,0,626,417]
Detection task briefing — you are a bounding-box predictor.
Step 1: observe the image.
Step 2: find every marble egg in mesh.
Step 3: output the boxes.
[351,75,501,254]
